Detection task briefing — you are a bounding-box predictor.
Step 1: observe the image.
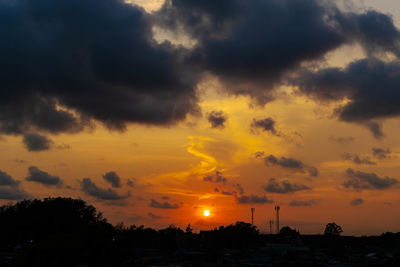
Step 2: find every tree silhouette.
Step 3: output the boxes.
[324,222,343,236]
[0,197,115,266]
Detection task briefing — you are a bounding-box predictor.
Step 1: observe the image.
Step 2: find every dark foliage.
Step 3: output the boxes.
[0,198,115,266]
[324,222,344,236]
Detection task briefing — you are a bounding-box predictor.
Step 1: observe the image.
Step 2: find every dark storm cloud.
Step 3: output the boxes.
[25,166,63,187]
[235,194,273,204]
[102,171,121,188]
[251,118,278,135]
[0,0,199,137]
[344,168,398,191]
[330,136,355,143]
[203,171,227,184]
[341,153,376,165]
[2,0,399,137]
[372,148,391,159]
[264,155,318,176]
[80,178,130,200]
[150,199,179,209]
[207,111,227,129]
[264,178,310,194]
[289,199,318,207]
[157,0,400,104]
[334,10,400,57]
[0,170,19,186]
[294,58,400,138]
[22,133,52,152]
[157,0,345,103]
[350,198,364,206]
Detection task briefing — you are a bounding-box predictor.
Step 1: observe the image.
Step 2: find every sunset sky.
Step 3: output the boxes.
[1,0,400,236]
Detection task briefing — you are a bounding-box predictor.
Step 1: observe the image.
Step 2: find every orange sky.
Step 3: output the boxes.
[1,0,400,236]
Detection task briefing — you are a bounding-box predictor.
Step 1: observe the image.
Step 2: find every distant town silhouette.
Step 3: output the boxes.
[0,197,399,266]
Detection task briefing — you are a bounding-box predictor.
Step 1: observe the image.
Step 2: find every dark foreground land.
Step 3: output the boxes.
[0,198,399,267]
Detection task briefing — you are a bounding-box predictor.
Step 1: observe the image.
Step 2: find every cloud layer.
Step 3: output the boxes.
[264,154,318,176]
[0,0,199,140]
[264,178,311,194]
[25,166,63,187]
[344,168,398,191]
[102,171,122,188]
[81,178,130,200]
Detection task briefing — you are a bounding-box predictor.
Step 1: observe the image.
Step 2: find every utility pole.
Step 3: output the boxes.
[251,208,255,226]
[274,206,280,234]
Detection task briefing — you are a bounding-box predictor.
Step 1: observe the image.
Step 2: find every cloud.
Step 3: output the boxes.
[264,178,310,194]
[0,170,19,186]
[289,199,318,207]
[264,154,318,176]
[102,171,121,188]
[294,58,400,138]
[14,159,27,164]
[150,199,179,209]
[341,153,376,165]
[148,212,163,219]
[56,143,71,150]
[80,178,130,200]
[161,196,170,200]
[0,170,31,200]
[207,111,227,129]
[157,1,400,104]
[372,148,391,159]
[350,198,364,206]
[251,118,278,135]
[0,187,31,200]
[0,0,199,138]
[126,179,135,187]
[235,194,273,204]
[344,168,398,191]
[362,121,384,139]
[335,10,400,57]
[25,166,63,187]
[253,151,265,159]
[235,184,244,195]
[330,136,355,143]
[203,171,227,184]
[22,133,52,151]
[2,0,399,139]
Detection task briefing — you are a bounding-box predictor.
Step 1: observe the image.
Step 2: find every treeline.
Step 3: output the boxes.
[0,198,260,266]
[0,198,399,266]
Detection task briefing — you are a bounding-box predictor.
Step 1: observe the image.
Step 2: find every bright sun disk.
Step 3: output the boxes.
[203,210,210,217]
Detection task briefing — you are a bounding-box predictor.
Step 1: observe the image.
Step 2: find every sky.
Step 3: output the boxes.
[1,0,400,236]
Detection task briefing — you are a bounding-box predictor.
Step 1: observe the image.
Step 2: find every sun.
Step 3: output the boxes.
[203,210,210,217]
